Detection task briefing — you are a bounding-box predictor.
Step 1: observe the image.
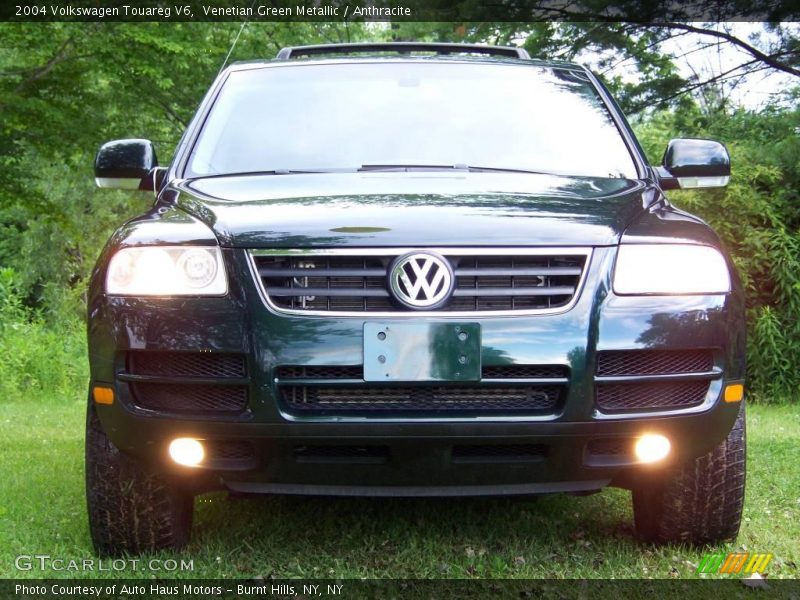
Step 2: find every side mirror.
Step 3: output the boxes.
[94,139,158,190]
[658,138,730,189]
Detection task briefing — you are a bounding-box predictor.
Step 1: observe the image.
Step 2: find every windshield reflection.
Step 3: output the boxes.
[187,62,638,180]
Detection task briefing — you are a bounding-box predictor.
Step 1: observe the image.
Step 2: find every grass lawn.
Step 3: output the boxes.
[0,401,798,580]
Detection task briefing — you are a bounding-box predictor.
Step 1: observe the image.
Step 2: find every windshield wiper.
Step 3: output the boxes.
[358,164,461,172]
[195,165,561,179]
[358,164,557,176]
[196,168,353,179]
[463,165,558,176]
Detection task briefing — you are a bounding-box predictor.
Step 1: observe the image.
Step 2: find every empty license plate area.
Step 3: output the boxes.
[363,322,481,382]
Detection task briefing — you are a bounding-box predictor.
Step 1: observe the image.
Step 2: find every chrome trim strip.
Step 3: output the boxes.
[273,377,570,386]
[593,368,722,384]
[277,412,564,424]
[250,247,592,257]
[117,373,250,386]
[246,247,593,318]
[95,177,141,190]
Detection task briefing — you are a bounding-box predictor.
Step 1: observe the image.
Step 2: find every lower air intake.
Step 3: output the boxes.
[595,380,709,412]
[452,444,547,463]
[280,385,562,414]
[130,383,247,414]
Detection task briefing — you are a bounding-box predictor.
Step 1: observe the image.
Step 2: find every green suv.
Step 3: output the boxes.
[87,43,746,555]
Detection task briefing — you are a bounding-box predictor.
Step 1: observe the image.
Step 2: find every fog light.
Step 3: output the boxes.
[634,434,671,464]
[169,438,204,467]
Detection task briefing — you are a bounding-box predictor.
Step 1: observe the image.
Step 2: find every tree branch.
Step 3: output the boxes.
[655,22,800,78]
[600,30,693,74]
[628,58,770,114]
[12,36,76,95]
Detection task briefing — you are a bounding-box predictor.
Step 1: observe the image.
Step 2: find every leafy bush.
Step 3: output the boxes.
[635,104,800,400]
[0,268,87,402]
[0,145,152,320]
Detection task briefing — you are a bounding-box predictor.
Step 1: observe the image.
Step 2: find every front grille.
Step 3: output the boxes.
[594,349,715,414]
[452,444,547,463]
[205,440,255,461]
[279,385,562,414]
[595,380,709,412]
[252,250,588,314]
[293,445,390,463]
[125,351,249,415]
[128,351,247,378]
[275,364,568,381]
[586,438,632,456]
[596,349,713,376]
[276,365,364,379]
[130,383,248,414]
[481,365,568,379]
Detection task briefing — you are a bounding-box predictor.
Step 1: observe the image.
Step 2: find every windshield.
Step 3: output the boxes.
[186,61,638,179]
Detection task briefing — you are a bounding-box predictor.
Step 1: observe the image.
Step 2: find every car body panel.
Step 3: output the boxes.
[174,173,649,248]
[87,52,746,496]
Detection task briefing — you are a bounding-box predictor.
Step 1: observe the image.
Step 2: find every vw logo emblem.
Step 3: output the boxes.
[389,252,454,309]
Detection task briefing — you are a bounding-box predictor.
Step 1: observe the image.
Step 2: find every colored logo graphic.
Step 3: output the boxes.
[697,552,773,575]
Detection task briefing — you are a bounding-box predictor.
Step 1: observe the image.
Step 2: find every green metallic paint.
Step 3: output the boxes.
[89,227,744,493]
[175,173,649,248]
[86,54,746,495]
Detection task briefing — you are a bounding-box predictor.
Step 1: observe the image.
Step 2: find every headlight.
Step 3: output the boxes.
[613,244,730,295]
[106,246,227,295]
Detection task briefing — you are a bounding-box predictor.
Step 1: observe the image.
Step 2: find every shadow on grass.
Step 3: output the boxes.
[188,490,639,576]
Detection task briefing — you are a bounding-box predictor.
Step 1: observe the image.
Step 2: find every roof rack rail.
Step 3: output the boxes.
[276,42,530,60]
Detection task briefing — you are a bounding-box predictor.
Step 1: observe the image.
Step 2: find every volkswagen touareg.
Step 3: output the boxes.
[87,42,745,554]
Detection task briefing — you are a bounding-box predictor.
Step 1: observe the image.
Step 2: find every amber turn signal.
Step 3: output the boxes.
[92,386,115,405]
[724,383,744,403]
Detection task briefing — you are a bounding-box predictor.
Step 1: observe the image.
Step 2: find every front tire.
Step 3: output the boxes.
[632,405,746,545]
[85,403,193,555]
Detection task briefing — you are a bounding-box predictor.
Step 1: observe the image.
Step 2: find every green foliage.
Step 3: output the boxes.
[635,105,800,399]
[0,22,374,318]
[0,23,798,401]
[0,145,153,318]
[0,268,87,402]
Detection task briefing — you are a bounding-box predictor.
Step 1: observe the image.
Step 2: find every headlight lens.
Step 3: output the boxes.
[106,246,227,295]
[613,244,730,295]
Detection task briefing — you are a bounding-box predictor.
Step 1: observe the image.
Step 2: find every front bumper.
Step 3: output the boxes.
[93,401,740,496]
[87,246,746,495]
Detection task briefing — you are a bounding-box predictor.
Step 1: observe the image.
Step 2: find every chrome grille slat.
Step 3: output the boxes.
[250,248,589,315]
[259,268,387,277]
[266,287,391,297]
[454,267,581,276]
[452,286,575,297]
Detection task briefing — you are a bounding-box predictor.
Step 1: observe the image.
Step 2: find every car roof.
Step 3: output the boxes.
[227,54,587,73]
[226,42,587,73]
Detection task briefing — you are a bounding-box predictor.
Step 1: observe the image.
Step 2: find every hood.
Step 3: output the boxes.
[174,172,652,248]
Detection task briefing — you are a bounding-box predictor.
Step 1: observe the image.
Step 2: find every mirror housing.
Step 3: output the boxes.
[660,138,730,189]
[95,139,158,190]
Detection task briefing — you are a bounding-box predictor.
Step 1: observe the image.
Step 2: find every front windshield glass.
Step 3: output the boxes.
[186,61,638,179]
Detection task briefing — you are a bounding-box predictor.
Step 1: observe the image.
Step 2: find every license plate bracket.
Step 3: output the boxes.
[363,322,481,382]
